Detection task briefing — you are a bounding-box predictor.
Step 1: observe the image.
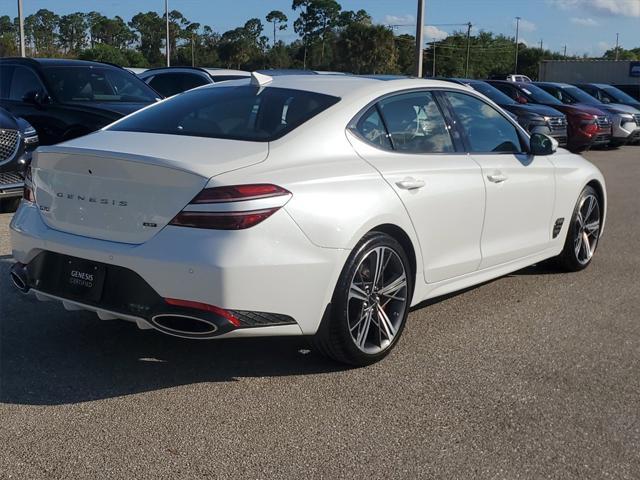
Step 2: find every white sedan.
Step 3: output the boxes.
[10,73,606,366]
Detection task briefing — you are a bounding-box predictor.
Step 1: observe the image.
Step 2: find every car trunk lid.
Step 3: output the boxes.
[32,131,268,244]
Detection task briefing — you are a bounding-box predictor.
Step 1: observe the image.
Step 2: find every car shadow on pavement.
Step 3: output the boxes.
[0,256,348,406]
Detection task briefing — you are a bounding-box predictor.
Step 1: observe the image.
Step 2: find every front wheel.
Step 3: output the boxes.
[555,185,602,272]
[312,232,413,366]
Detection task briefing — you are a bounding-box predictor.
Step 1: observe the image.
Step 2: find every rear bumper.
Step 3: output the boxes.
[10,202,348,336]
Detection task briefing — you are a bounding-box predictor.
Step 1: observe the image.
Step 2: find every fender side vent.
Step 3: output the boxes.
[553,218,565,238]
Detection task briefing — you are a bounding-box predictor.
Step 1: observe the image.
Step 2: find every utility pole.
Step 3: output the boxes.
[415,0,425,77]
[465,22,472,78]
[514,16,521,74]
[615,33,619,61]
[563,45,567,58]
[191,34,195,67]
[432,39,436,77]
[165,0,170,67]
[17,0,25,57]
[539,39,543,51]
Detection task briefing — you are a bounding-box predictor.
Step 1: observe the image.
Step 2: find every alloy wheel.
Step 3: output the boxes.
[574,193,600,265]
[347,246,408,354]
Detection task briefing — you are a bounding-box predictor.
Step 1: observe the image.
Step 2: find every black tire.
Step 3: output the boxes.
[555,185,602,272]
[312,232,413,366]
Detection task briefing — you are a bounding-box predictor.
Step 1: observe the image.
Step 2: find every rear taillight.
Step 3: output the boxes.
[169,184,291,230]
[23,167,35,203]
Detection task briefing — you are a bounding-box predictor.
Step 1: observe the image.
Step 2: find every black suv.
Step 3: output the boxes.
[0,58,160,146]
[0,107,38,211]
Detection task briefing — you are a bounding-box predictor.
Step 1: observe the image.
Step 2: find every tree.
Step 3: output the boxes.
[0,15,18,57]
[292,0,342,67]
[59,13,88,53]
[129,12,164,66]
[337,9,371,28]
[335,23,396,74]
[24,9,59,55]
[92,16,134,49]
[266,10,288,46]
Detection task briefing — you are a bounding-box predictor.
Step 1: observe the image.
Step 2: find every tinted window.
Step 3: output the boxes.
[148,73,209,97]
[8,66,43,100]
[539,85,597,105]
[468,81,516,105]
[43,66,157,102]
[445,91,523,153]
[378,92,454,153]
[355,106,392,149]
[602,86,638,104]
[109,86,340,142]
[211,75,250,83]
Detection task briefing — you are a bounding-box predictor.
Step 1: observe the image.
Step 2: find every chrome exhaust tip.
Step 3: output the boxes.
[10,263,30,293]
[150,314,219,339]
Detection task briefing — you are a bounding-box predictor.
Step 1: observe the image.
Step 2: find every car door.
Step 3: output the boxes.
[0,64,62,145]
[347,90,486,284]
[442,90,555,269]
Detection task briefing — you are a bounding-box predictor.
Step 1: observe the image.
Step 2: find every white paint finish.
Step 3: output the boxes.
[472,152,556,269]
[349,132,486,283]
[10,76,608,341]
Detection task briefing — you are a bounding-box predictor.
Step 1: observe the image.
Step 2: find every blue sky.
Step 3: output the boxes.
[5,0,640,56]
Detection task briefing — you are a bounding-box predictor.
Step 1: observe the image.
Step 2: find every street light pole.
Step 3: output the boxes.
[432,38,436,77]
[17,0,25,57]
[514,16,521,74]
[465,22,472,78]
[415,0,425,77]
[165,0,170,67]
[615,33,619,61]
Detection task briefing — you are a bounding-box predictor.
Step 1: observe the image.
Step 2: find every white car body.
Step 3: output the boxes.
[10,75,606,345]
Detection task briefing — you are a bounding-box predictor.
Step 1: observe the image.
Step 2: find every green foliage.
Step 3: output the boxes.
[6,2,633,77]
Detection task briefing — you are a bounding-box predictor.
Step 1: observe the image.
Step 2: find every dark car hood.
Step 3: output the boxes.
[502,103,565,118]
[539,102,608,117]
[61,101,153,119]
[0,106,19,130]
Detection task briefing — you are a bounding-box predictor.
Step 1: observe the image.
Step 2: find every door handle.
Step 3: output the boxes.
[487,172,508,183]
[396,177,426,190]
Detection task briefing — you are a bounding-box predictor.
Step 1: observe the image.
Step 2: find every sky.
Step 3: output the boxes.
[3,0,640,57]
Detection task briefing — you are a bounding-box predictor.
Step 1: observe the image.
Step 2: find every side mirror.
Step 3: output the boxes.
[515,95,528,104]
[530,133,557,156]
[22,90,50,107]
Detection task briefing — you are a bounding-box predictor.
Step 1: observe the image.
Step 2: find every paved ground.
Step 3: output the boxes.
[1,147,639,479]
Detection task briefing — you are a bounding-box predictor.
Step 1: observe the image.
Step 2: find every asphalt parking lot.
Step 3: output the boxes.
[1,147,639,479]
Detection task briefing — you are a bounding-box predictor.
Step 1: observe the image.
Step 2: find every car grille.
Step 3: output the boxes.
[0,171,23,186]
[547,116,567,131]
[552,135,568,146]
[595,116,612,129]
[593,133,611,144]
[0,129,20,162]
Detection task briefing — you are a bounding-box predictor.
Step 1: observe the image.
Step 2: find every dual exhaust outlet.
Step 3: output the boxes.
[9,263,225,338]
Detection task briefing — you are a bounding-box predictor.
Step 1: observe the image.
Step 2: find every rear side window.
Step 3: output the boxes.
[109,86,340,142]
[355,107,392,150]
[148,73,209,97]
[445,91,523,154]
[377,91,454,153]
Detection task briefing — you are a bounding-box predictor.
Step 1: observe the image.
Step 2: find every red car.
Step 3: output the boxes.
[487,80,612,152]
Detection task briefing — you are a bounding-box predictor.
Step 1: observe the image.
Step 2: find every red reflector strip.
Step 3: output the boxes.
[169,208,279,230]
[165,298,241,327]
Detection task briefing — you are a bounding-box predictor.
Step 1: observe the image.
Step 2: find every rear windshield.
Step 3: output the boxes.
[468,81,516,105]
[109,85,340,142]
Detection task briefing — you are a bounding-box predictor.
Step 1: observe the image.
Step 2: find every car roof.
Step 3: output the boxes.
[535,82,573,88]
[0,57,122,69]
[204,74,471,99]
[140,66,250,78]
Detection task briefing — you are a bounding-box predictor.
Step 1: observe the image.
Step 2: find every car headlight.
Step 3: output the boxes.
[619,114,634,121]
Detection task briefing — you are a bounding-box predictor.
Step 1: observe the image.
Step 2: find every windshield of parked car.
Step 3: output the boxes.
[547,85,599,105]
[109,85,340,142]
[43,66,158,103]
[467,81,517,105]
[518,84,563,105]
[601,86,638,104]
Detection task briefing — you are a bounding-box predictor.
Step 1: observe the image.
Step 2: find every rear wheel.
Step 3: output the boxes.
[313,232,413,366]
[556,186,601,272]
